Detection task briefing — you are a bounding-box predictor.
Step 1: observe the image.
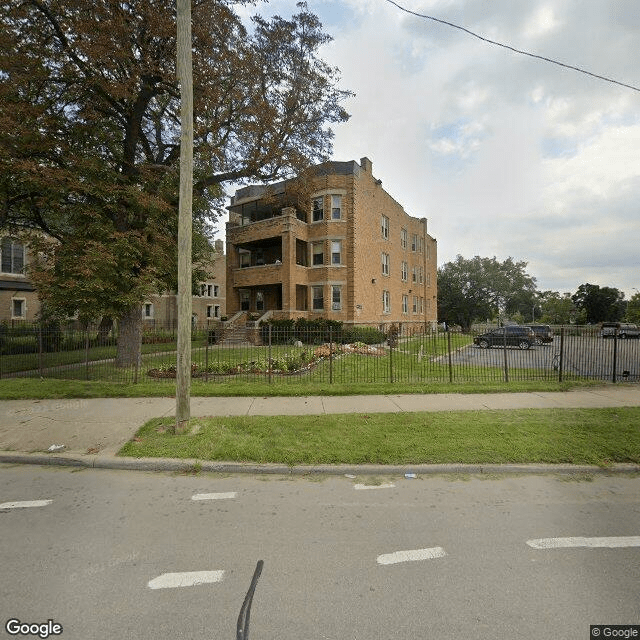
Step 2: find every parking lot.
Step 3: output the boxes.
[451,335,640,382]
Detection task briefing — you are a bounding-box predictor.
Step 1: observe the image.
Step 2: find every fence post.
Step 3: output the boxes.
[446,330,453,383]
[612,329,618,383]
[38,322,43,378]
[85,326,90,381]
[268,324,272,385]
[205,331,209,383]
[558,327,564,383]
[502,328,509,383]
[329,326,333,384]
[389,332,394,384]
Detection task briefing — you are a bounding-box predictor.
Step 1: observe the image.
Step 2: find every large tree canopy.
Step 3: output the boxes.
[437,255,538,332]
[571,283,626,324]
[0,0,351,364]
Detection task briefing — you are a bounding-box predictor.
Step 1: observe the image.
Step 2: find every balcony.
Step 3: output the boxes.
[232,263,283,288]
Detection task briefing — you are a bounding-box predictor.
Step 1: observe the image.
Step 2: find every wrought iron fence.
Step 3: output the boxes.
[1,321,638,386]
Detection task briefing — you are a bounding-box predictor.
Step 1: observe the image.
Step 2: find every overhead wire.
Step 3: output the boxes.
[385,0,640,93]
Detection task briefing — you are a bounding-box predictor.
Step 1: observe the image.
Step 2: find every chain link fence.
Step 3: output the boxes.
[1,321,638,386]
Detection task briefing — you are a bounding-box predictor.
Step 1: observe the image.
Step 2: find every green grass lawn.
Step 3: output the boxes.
[118,407,640,467]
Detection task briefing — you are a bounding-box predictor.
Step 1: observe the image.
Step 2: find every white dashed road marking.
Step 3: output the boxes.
[527,536,640,549]
[377,547,447,565]
[354,483,395,490]
[147,571,225,589]
[0,500,52,510]
[191,492,237,501]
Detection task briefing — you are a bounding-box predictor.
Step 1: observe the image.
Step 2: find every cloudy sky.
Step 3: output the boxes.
[225,0,640,299]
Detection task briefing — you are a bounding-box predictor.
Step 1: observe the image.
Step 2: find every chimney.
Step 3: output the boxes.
[360,157,372,173]
[214,239,224,254]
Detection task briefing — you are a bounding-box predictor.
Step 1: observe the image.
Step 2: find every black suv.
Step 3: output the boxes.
[473,326,535,350]
[525,324,553,344]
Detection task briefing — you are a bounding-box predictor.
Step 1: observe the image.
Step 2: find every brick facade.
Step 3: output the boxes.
[226,158,438,326]
[0,237,226,326]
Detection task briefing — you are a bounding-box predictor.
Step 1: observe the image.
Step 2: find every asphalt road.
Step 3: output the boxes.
[1,465,639,639]
[450,336,640,381]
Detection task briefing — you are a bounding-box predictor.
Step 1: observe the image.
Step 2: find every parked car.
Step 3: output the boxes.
[525,324,553,344]
[473,326,535,350]
[600,322,640,339]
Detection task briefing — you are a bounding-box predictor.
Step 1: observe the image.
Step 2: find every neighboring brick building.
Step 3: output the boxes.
[226,157,437,326]
[0,236,226,326]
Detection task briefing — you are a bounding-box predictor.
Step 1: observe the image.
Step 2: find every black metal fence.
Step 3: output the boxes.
[1,322,638,386]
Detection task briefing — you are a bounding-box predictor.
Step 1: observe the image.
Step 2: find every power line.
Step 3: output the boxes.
[385,0,640,93]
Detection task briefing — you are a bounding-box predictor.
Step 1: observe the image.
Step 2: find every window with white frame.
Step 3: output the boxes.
[427,272,431,287]
[412,296,418,313]
[1,238,26,274]
[381,252,390,276]
[11,298,25,319]
[331,285,342,311]
[419,297,424,313]
[418,267,423,284]
[382,290,390,313]
[239,250,250,268]
[402,295,409,314]
[331,195,342,220]
[206,305,213,318]
[312,242,324,266]
[411,234,418,251]
[418,236,424,253]
[312,197,324,222]
[143,302,154,319]
[331,240,342,265]
[381,215,389,239]
[401,228,407,249]
[401,261,408,282]
[312,285,324,310]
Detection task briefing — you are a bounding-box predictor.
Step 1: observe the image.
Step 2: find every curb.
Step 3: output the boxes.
[1,452,639,476]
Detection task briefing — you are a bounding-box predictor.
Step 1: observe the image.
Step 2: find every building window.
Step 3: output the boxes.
[143,303,154,319]
[312,197,324,222]
[427,272,431,287]
[312,242,324,266]
[418,236,424,253]
[402,295,408,314]
[1,238,26,274]
[401,228,407,249]
[331,285,342,311]
[256,290,264,311]
[411,234,418,252]
[331,195,342,220]
[240,290,250,311]
[11,298,25,319]
[381,215,389,240]
[331,241,342,265]
[412,267,417,283]
[418,267,423,284]
[382,290,390,314]
[401,261,408,282]
[312,286,324,310]
[381,252,390,276]
[206,305,213,318]
[419,297,424,314]
[239,250,250,268]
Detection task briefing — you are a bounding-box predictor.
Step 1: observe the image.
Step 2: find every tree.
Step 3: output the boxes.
[571,283,626,324]
[538,291,576,325]
[437,255,538,332]
[0,0,351,366]
[625,292,640,324]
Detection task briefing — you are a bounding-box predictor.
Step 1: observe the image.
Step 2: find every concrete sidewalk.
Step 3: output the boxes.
[1,385,638,474]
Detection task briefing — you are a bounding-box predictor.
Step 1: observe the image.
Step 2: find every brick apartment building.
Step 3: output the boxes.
[226,157,437,327]
[0,236,226,326]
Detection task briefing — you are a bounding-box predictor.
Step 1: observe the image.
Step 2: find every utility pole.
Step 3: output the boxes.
[175,0,193,433]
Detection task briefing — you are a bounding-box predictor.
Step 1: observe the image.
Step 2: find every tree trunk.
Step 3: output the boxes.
[115,306,142,368]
